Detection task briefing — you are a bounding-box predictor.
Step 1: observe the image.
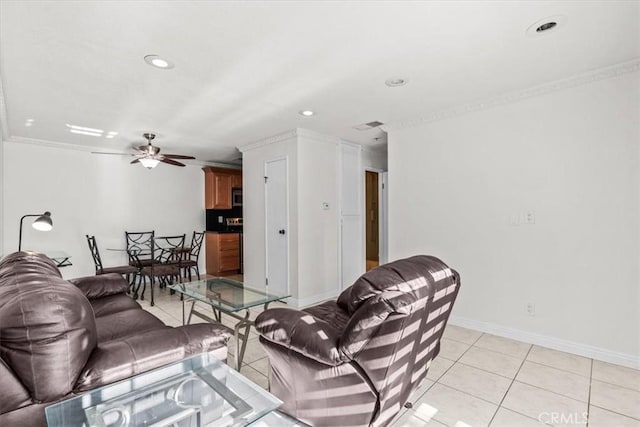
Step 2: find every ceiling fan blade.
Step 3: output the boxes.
[163,154,196,160]
[160,158,186,167]
[130,158,140,164]
[91,151,135,156]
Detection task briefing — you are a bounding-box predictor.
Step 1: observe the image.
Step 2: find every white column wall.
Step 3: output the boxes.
[2,141,205,279]
[297,134,340,305]
[241,135,298,298]
[388,72,640,366]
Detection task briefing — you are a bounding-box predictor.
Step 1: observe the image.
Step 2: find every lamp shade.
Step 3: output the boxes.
[32,211,53,231]
[139,158,160,169]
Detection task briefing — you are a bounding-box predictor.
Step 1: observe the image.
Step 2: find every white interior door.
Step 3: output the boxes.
[340,142,364,288]
[379,171,389,265]
[265,158,288,296]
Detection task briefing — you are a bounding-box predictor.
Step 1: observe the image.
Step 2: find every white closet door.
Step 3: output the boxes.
[265,158,289,296]
[340,143,364,288]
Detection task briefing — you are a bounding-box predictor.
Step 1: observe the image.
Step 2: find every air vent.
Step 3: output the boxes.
[354,121,384,131]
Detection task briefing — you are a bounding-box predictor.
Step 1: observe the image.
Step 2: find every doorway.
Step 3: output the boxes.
[365,171,379,271]
[265,158,289,296]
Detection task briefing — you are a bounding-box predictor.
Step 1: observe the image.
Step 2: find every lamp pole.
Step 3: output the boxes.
[18,212,53,251]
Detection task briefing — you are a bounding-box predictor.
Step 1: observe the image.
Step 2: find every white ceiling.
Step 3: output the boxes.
[1,1,638,163]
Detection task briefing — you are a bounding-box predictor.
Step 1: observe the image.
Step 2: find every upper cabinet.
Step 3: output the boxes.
[203,167,242,209]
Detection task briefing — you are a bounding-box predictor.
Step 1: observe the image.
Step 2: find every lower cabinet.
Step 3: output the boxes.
[206,232,240,276]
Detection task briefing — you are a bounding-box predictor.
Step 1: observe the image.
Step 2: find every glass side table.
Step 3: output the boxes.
[45,351,282,427]
[169,277,290,371]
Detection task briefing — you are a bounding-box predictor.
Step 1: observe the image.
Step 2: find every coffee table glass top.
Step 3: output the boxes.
[45,351,282,427]
[169,278,290,313]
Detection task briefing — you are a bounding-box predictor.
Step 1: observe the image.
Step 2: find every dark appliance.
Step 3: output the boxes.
[226,218,243,274]
[232,188,242,207]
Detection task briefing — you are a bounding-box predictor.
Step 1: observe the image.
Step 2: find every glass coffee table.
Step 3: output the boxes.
[46,351,286,427]
[169,278,290,371]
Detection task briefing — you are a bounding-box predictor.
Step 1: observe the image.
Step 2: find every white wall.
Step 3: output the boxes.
[297,133,339,303]
[362,145,387,171]
[2,141,205,279]
[241,129,342,307]
[388,72,640,367]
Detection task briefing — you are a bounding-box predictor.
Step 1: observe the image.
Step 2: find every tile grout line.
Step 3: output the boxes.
[485,343,548,427]
[586,358,593,427]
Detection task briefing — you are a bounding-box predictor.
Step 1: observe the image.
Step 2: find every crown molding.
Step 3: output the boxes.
[238,129,298,153]
[238,127,342,152]
[7,135,102,152]
[0,74,9,142]
[296,128,342,145]
[382,58,640,132]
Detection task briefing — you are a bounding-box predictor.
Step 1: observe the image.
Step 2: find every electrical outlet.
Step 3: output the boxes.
[525,210,535,224]
[527,302,536,317]
[218,216,224,223]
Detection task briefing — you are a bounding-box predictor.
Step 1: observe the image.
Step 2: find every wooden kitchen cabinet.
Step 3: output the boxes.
[203,167,242,209]
[232,173,242,188]
[206,232,240,276]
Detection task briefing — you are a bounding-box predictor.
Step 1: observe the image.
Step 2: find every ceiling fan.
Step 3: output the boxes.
[92,133,195,169]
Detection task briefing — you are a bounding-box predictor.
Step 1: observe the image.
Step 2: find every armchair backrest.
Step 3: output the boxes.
[0,252,98,407]
[337,255,460,426]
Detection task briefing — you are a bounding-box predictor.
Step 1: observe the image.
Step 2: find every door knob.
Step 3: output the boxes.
[279,229,286,235]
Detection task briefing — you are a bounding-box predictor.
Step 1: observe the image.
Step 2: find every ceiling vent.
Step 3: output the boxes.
[353,121,384,131]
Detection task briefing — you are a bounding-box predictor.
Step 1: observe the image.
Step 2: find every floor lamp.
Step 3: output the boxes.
[18,211,53,251]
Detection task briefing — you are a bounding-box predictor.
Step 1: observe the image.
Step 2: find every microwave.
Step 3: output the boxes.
[232,188,242,207]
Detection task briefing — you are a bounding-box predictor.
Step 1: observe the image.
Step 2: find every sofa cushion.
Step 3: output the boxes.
[69,273,129,300]
[90,293,142,318]
[95,308,166,342]
[0,252,97,402]
[0,358,31,415]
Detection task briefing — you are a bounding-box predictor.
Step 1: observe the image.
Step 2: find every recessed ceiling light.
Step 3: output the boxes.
[66,123,104,137]
[527,15,566,36]
[144,54,175,69]
[385,77,408,87]
[299,110,315,117]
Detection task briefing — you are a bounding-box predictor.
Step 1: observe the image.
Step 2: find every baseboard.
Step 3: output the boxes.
[286,289,339,309]
[449,315,640,369]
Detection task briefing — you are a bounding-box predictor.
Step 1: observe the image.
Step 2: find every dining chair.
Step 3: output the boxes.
[125,231,155,267]
[182,231,205,282]
[138,234,186,306]
[125,230,155,300]
[86,235,138,287]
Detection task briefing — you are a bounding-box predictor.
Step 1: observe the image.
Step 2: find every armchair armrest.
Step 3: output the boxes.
[69,273,129,300]
[75,323,232,391]
[255,308,346,366]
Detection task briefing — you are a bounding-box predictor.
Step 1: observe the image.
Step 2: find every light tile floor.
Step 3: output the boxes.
[139,286,640,427]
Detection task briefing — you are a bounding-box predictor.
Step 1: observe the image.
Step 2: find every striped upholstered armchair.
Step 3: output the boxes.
[255,255,460,427]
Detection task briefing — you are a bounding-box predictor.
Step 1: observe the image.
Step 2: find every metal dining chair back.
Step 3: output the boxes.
[136,234,186,306]
[182,231,205,281]
[86,235,138,282]
[125,231,154,267]
[86,235,104,274]
[154,234,186,265]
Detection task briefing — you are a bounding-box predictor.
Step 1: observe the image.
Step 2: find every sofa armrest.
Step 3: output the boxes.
[255,308,345,366]
[69,273,129,300]
[74,323,232,391]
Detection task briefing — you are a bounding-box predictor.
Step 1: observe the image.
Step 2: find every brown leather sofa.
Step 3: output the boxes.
[0,251,232,427]
[255,255,460,427]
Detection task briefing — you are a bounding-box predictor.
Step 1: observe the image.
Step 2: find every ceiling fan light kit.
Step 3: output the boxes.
[92,132,195,169]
